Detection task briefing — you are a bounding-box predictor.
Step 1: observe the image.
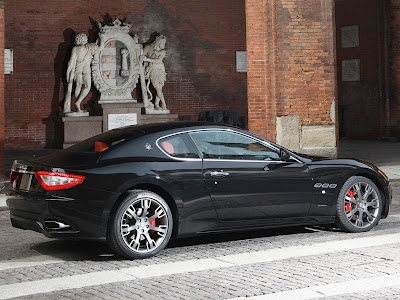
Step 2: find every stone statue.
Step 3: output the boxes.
[64,32,104,115]
[120,48,129,77]
[141,35,168,112]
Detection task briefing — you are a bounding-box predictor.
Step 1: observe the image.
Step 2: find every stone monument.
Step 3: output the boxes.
[62,31,104,147]
[141,35,170,114]
[64,32,104,116]
[92,18,144,131]
[92,19,141,104]
[62,18,177,148]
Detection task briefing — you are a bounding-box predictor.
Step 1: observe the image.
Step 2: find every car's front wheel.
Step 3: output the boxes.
[335,176,382,232]
[107,190,173,259]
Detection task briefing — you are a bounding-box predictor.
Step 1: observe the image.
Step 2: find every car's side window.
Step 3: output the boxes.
[158,134,200,159]
[188,130,281,161]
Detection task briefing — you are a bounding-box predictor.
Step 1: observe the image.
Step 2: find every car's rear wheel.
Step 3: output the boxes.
[107,190,173,259]
[335,176,382,232]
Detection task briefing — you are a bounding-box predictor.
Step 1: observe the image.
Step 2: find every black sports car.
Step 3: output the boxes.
[7,122,392,259]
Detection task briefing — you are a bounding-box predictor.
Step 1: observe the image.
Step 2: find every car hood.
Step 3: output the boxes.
[295,152,329,161]
[294,152,380,169]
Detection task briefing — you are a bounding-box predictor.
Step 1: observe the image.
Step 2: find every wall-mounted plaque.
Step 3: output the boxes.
[108,113,137,130]
[236,51,247,72]
[342,59,360,82]
[341,25,359,48]
[4,49,13,74]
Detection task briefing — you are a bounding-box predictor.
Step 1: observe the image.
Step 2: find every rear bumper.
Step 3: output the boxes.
[10,214,44,234]
[8,193,82,238]
[7,190,113,239]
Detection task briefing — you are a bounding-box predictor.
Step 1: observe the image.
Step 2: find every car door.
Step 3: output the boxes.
[187,129,313,221]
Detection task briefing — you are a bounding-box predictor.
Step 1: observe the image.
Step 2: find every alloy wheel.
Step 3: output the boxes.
[120,196,169,253]
[344,181,380,229]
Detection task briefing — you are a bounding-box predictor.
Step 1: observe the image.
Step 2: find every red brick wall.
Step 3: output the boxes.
[4,0,247,148]
[245,0,276,140]
[0,0,4,177]
[246,0,337,141]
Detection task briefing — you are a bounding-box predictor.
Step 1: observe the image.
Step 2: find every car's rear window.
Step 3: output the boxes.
[64,128,145,153]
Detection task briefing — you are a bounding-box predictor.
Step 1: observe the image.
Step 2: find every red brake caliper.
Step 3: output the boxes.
[345,190,354,211]
[150,219,156,234]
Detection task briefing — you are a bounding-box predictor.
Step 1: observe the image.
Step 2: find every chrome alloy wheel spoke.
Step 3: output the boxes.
[121,224,137,237]
[346,208,357,219]
[143,232,157,250]
[124,205,139,221]
[364,209,375,223]
[355,213,364,227]
[128,233,141,250]
[354,183,363,201]
[367,198,379,208]
[148,205,166,221]
[345,195,357,204]
[149,224,167,237]
[141,199,151,216]
[362,184,373,201]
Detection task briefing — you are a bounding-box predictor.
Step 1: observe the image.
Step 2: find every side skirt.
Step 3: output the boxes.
[195,216,336,235]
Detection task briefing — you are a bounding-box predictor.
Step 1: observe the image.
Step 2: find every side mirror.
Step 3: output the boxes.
[279,148,291,161]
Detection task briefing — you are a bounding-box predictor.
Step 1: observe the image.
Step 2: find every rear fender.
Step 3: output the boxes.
[101,176,183,237]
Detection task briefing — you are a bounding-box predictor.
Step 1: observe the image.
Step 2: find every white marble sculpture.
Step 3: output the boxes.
[64,33,104,116]
[63,18,171,116]
[120,48,129,77]
[141,35,170,114]
[92,19,141,104]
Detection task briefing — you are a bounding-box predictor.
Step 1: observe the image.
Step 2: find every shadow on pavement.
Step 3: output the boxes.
[26,225,328,261]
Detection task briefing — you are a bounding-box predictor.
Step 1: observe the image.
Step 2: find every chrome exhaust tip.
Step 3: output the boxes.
[43,220,71,230]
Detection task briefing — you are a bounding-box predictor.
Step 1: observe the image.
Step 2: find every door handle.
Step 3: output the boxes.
[210,171,230,177]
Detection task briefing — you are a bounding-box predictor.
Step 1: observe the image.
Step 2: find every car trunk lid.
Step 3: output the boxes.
[10,152,100,193]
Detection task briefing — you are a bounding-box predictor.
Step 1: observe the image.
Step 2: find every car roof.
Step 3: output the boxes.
[118,121,238,135]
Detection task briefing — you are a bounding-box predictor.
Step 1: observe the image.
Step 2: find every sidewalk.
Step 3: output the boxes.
[338,138,400,180]
[0,138,399,210]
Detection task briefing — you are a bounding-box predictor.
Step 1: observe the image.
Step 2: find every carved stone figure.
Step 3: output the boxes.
[93,19,141,104]
[120,48,129,77]
[64,33,104,115]
[141,35,169,113]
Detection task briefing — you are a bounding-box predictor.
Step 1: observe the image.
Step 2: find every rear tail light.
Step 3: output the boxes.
[10,168,19,184]
[35,171,85,191]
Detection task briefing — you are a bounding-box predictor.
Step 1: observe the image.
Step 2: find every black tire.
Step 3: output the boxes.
[335,176,382,233]
[107,190,173,259]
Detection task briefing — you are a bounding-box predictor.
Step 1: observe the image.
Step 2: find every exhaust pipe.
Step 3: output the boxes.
[43,221,71,230]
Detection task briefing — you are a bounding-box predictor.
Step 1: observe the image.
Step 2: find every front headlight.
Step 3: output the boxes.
[378,169,389,181]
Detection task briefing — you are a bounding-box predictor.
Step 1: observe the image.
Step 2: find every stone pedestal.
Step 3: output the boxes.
[62,104,178,148]
[65,111,90,117]
[101,102,144,132]
[62,116,102,149]
[145,107,171,115]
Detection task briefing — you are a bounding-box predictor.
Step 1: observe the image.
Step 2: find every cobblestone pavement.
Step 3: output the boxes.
[0,182,399,299]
